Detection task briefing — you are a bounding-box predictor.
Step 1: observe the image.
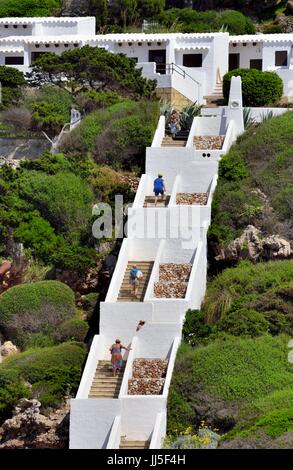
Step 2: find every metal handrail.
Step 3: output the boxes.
[155,62,201,87]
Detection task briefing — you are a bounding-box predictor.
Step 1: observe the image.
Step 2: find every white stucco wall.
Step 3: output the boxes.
[70,399,121,449]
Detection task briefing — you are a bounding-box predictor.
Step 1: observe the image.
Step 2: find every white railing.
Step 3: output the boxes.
[168,175,181,207]
[149,412,166,449]
[119,336,138,397]
[186,117,197,148]
[152,115,165,147]
[144,239,166,300]
[106,415,121,449]
[162,336,181,398]
[185,240,204,303]
[131,174,147,209]
[105,239,129,302]
[206,174,218,207]
[76,335,105,398]
[221,119,235,153]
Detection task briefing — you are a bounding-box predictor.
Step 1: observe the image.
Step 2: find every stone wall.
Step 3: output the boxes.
[156,88,193,110]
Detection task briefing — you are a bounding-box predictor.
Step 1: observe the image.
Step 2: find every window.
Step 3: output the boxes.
[5,56,24,65]
[183,54,203,67]
[250,59,262,70]
[31,51,46,63]
[131,57,138,63]
[275,51,287,66]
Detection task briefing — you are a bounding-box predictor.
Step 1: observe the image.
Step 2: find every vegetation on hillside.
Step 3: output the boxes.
[208,112,293,252]
[0,342,86,421]
[168,112,293,449]
[0,0,61,17]
[168,334,293,448]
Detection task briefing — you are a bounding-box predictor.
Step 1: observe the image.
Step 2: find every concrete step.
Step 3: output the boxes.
[117,261,154,302]
[120,439,150,449]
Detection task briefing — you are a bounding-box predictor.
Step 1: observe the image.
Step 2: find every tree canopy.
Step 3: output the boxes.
[27,46,157,99]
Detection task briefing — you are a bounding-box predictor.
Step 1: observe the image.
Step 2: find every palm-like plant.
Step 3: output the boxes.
[179,102,202,131]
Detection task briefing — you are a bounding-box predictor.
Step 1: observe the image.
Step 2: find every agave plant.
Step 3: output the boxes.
[179,102,202,131]
[243,107,255,129]
[260,110,274,123]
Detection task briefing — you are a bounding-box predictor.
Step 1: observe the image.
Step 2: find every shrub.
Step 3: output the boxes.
[54,318,88,343]
[16,171,94,239]
[209,112,293,248]
[75,90,121,114]
[223,69,283,106]
[182,309,213,345]
[0,66,25,88]
[2,107,32,132]
[0,281,76,347]
[1,342,86,409]
[0,0,60,16]
[202,260,293,325]
[216,308,269,337]
[167,335,293,434]
[218,151,248,181]
[30,86,73,136]
[216,10,256,35]
[0,369,29,422]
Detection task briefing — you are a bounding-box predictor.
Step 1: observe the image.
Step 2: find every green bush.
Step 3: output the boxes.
[216,10,256,35]
[76,90,121,114]
[202,260,293,325]
[223,68,283,106]
[0,281,76,347]
[216,308,269,337]
[54,318,88,343]
[16,171,94,239]
[167,335,293,434]
[209,112,293,248]
[30,86,73,135]
[0,369,29,422]
[183,309,213,345]
[159,8,255,34]
[0,0,60,16]
[0,66,25,109]
[1,342,86,409]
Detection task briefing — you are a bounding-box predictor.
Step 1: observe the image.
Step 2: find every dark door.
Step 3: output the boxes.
[149,49,166,74]
[250,59,263,70]
[229,53,240,71]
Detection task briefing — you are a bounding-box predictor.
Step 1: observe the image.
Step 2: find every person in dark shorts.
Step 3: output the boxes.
[153,174,165,206]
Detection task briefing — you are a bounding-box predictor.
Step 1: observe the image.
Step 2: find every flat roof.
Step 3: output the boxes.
[0,17,95,25]
[230,34,293,43]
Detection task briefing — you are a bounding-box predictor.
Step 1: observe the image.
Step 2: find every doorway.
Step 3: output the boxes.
[229,53,240,71]
[149,49,166,74]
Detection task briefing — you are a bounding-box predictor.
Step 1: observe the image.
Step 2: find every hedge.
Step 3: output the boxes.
[0,342,86,412]
[0,281,76,347]
[223,68,283,106]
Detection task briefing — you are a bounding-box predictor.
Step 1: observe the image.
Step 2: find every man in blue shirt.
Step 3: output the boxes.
[153,174,165,206]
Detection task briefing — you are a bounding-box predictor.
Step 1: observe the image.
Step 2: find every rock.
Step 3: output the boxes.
[132,359,168,379]
[176,192,208,205]
[0,341,19,358]
[194,136,224,150]
[0,398,70,449]
[276,13,293,33]
[154,263,192,298]
[128,359,169,395]
[286,0,293,15]
[215,225,291,262]
[118,174,139,192]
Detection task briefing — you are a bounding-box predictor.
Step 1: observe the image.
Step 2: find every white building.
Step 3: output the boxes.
[0,16,291,449]
[0,16,292,103]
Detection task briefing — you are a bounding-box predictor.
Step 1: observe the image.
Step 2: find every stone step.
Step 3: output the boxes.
[89,392,120,398]
[89,390,120,395]
[117,261,154,302]
[119,440,150,449]
[92,377,123,382]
